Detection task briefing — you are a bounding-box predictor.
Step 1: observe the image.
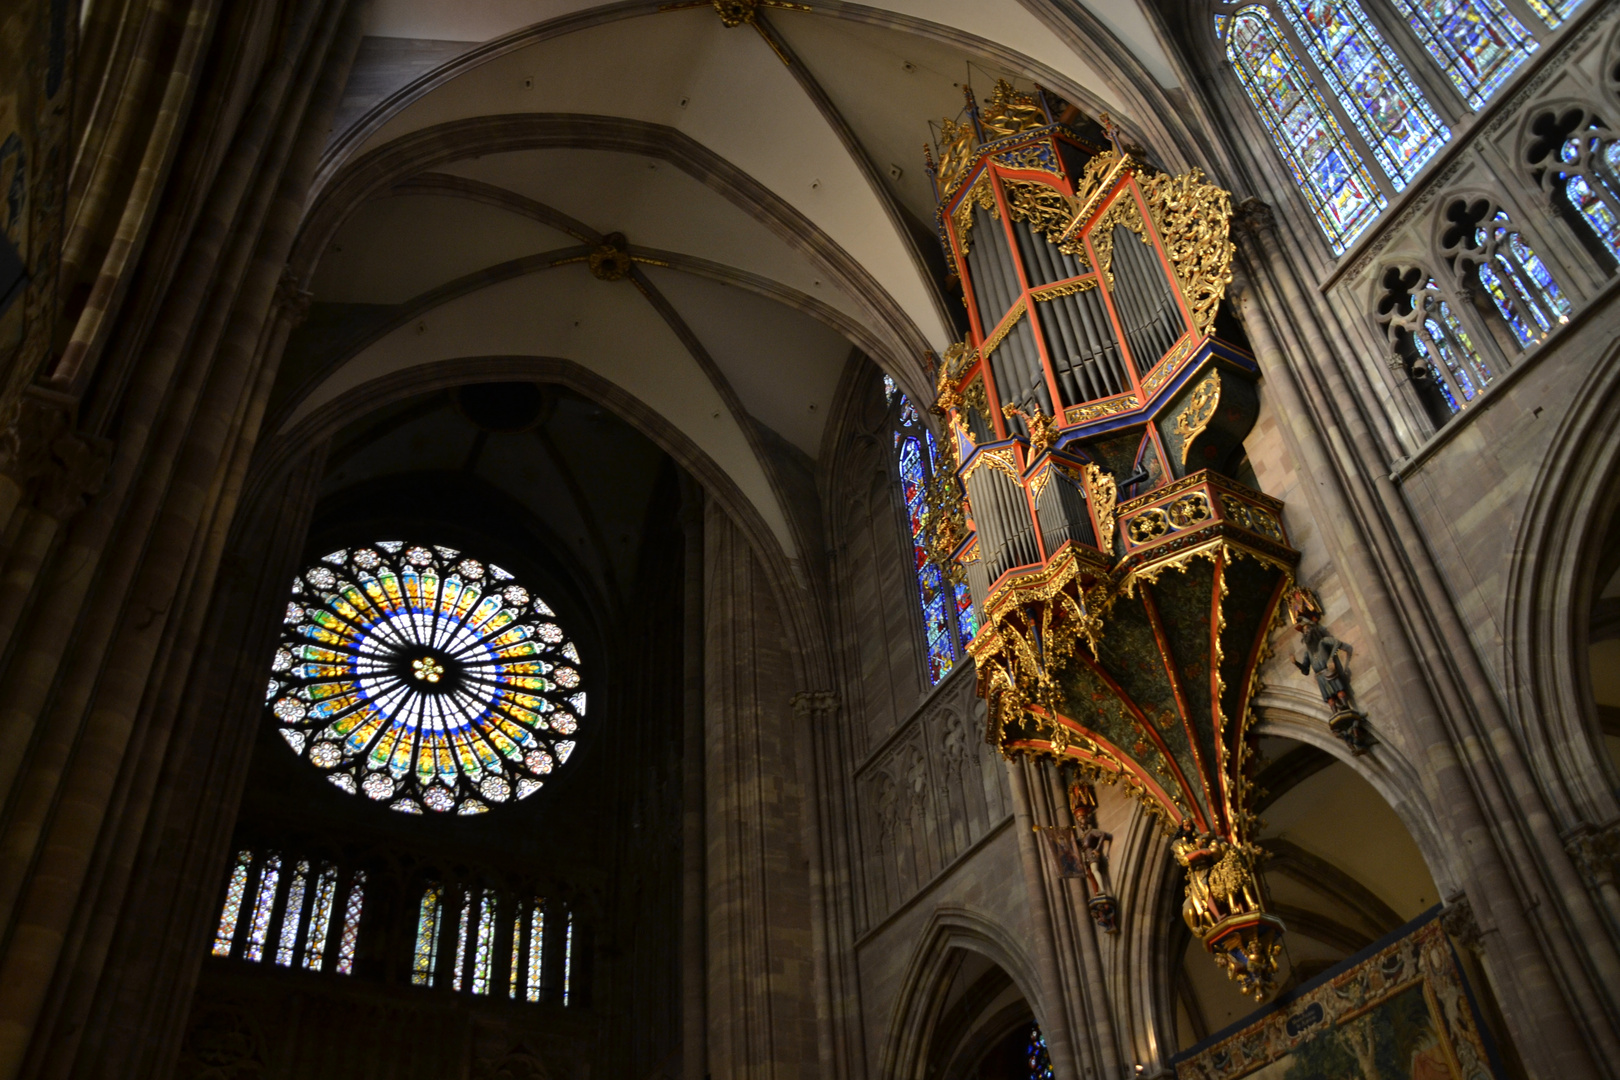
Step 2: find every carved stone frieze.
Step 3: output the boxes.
[1565,821,1620,890]
[1440,894,1484,952]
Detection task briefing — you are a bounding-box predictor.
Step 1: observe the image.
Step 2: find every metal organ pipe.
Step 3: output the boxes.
[966,206,1009,330]
[1035,302,1082,405]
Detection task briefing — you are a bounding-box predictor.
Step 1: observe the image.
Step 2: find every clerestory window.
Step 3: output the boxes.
[885,375,977,686]
[1215,0,1586,253]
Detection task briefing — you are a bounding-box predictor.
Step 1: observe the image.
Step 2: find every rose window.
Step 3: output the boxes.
[268,542,584,815]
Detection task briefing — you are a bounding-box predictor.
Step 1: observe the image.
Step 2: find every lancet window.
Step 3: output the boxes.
[1027,1023,1054,1080]
[410,884,574,1005]
[885,374,977,685]
[1526,107,1620,268]
[1439,197,1571,347]
[212,849,365,975]
[1217,0,1584,254]
[1375,265,1493,423]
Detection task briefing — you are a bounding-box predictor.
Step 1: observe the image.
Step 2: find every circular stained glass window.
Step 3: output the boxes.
[268,541,584,815]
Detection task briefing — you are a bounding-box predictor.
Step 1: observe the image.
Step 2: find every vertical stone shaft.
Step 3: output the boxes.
[682,480,708,1080]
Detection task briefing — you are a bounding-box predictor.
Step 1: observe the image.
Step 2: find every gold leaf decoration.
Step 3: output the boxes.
[951,172,997,256]
[1091,192,1149,289]
[1138,167,1235,338]
[1001,178,1087,261]
[936,117,980,196]
[1174,372,1221,464]
[979,79,1047,139]
[1082,464,1118,555]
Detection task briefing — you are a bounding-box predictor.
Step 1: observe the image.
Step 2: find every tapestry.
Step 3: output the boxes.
[1172,909,1501,1080]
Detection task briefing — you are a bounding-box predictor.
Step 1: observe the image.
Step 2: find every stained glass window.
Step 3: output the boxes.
[270,542,583,815]
[471,891,497,995]
[526,904,545,1003]
[1522,0,1583,28]
[1225,6,1387,252]
[1027,1022,1054,1080]
[1387,0,1535,108]
[1550,122,1620,262]
[885,377,979,686]
[244,854,280,963]
[210,851,360,974]
[1281,0,1449,191]
[336,871,365,975]
[302,865,339,970]
[275,861,310,967]
[452,892,472,991]
[213,850,253,957]
[412,885,443,986]
[1470,215,1570,345]
[563,912,574,1006]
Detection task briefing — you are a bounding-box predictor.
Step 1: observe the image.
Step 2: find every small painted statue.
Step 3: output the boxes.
[1069,781,1118,933]
[1287,587,1373,754]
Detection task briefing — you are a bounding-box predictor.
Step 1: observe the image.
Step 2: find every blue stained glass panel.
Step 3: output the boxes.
[1566,174,1620,258]
[1477,263,1532,344]
[895,395,959,685]
[1283,0,1449,190]
[954,581,978,653]
[1521,0,1584,28]
[1027,1023,1055,1080]
[1388,0,1534,108]
[1226,7,1386,253]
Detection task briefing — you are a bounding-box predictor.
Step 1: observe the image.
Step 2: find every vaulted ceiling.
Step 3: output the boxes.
[272,0,1191,574]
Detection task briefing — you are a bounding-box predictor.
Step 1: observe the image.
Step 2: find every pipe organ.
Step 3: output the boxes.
[925,82,1302,998]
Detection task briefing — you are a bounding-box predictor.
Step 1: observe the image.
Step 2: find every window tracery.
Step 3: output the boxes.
[1216,0,1580,256]
[1222,5,1387,252]
[1527,107,1620,267]
[411,885,564,1003]
[211,850,365,974]
[885,375,977,685]
[1375,265,1492,422]
[270,542,583,816]
[1440,197,1571,347]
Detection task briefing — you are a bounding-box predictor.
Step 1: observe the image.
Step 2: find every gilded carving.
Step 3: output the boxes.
[1173,832,1283,998]
[1167,492,1212,528]
[588,232,633,281]
[1002,177,1078,245]
[1031,279,1097,302]
[961,445,1019,484]
[1091,192,1149,289]
[1174,372,1221,465]
[1127,507,1170,545]
[978,79,1046,139]
[993,141,1060,176]
[951,171,996,254]
[1002,401,1058,456]
[1139,167,1235,338]
[1064,394,1139,425]
[1081,464,1117,555]
[981,298,1025,358]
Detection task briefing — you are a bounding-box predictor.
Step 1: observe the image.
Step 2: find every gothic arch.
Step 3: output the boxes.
[876,904,1047,1080]
[1505,334,1620,831]
[252,353,830,690]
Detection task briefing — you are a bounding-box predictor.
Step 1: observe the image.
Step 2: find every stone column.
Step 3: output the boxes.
[681,478,708,1080]
[703,499,817,1080]
[1230,200,1617,1078]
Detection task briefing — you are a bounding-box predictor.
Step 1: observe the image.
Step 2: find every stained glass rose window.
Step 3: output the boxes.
[268,542,583,815]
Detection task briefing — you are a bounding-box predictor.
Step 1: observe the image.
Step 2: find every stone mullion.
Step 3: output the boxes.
[1231,222,1619,1078]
